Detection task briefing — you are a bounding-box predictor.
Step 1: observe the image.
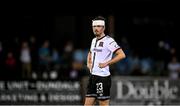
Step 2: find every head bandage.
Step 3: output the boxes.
[92,20,105,26]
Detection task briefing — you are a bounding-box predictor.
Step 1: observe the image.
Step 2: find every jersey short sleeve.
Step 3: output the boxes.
[107,37,121,53]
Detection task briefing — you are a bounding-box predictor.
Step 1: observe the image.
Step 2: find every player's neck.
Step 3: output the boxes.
[97,33,105,40]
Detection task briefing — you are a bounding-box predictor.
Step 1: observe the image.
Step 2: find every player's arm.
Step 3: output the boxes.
[108,48,126,65]
[99,48,126,68]
[87,51,92,71]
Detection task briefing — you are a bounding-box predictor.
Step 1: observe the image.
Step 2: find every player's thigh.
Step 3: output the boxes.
[99,99,110,106]
[84,97,96,106]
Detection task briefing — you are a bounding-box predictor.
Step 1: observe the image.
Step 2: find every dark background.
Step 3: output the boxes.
[0,1,179,105]
[0,1,179,79]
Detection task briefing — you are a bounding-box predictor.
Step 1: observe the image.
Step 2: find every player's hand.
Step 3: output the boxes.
[99,62,108,68]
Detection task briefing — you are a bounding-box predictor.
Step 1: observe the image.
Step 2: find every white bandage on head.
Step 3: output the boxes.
[92,20,105,26]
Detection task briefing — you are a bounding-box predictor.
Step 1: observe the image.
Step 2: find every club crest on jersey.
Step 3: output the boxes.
[99,42,104,47]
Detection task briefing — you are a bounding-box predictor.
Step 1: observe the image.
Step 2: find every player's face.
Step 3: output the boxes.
[92,25,105,37]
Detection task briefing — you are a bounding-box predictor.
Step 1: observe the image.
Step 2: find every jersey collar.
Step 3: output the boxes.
[97,35,106,41]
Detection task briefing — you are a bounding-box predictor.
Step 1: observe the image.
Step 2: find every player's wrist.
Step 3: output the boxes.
[106,61,110,65]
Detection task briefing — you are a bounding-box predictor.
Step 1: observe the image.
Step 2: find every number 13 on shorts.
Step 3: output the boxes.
[96,82,103,94]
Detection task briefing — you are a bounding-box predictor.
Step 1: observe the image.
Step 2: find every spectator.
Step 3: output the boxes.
[5,52,17,79]
[29,35,38,73]
[38,40,51,79]
[20,41,31,79]
[167,56,180,80]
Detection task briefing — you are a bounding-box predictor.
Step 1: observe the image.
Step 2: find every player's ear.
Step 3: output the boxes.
[103,26,105,30]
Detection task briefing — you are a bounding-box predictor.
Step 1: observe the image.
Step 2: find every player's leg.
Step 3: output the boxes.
[99,99,110,106]
[97,75,111,106]
[84,75,97,106]
[84,97,96,106]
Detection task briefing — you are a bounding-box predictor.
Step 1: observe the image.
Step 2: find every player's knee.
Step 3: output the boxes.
[99,99,110,106]
[84,97,96,106]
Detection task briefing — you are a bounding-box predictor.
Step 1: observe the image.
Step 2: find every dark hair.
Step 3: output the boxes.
[92,16,106,21]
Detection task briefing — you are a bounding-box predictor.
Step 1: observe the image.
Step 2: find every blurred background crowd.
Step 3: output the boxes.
[0,14,179,81]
